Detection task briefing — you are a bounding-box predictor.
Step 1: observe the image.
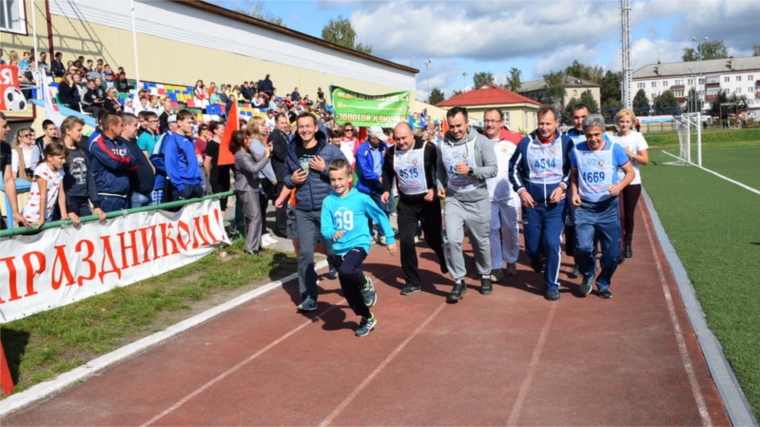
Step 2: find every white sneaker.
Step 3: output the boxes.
[262,234,278,245]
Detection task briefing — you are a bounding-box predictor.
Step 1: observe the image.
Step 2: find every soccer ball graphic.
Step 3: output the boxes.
[4,87,27,111]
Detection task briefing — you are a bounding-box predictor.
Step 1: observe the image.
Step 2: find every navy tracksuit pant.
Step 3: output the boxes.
[522,199,565,291]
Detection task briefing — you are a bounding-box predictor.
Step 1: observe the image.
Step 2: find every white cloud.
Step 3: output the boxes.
[351,1,620,62]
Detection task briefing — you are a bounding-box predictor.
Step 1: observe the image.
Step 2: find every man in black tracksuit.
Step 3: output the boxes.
[381,122,447,295]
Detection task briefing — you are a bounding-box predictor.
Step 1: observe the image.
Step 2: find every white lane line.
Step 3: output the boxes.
[661,150,760,196]
[506,302,558,426]
[318,301,448,427]
[140,300,345,427]
[643,208,712,426]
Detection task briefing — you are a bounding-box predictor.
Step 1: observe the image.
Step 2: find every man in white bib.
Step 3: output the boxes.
[569,114,635,299]
[381,123,447,295]
[483,108,522,282]
[437,107,498,301]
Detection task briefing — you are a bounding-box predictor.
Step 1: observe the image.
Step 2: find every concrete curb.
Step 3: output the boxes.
[0,259,328,417]
[642,188,758,427]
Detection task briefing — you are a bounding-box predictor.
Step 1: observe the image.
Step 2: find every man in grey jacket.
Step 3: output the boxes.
[437,107,498,301]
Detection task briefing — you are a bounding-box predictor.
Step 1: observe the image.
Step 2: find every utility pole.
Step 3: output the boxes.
[462,72,468,91]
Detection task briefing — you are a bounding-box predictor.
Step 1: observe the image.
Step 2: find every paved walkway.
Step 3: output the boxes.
[1,202,730,426]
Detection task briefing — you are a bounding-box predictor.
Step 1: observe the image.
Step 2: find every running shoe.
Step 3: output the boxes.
[490,268,504,282]
[506,263,517,276]
[355,314,377,337]
[579,274,593,296]
[480,276,493,295]
[400,283,422,295]
[598,289,613,299]
[545,289,560,301]
[361,276,377,307]
[296,298,318,312]
[448,280,467,302]
[569,265,580,278]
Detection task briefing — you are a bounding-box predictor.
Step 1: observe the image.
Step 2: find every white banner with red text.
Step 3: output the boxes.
[0,199,230,323]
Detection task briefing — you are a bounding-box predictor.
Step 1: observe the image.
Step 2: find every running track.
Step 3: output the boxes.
[2,202,730,426]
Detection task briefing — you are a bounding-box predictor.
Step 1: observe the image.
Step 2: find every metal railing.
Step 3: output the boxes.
[0,190,237,238]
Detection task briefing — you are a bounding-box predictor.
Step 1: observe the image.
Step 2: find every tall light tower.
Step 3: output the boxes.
[424,59,433,99]
[462,72,468,91]
[621,0,632,109]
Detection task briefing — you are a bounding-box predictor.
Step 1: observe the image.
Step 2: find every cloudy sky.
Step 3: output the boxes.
[210,0,760,100]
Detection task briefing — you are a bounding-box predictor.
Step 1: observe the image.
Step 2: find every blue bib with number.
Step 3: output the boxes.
[440,140,478,192]
[394,146,427,195]
[526,139,564,185]
[574,145,614,202]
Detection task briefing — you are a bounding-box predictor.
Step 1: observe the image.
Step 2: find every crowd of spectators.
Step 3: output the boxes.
[2,51,445,254]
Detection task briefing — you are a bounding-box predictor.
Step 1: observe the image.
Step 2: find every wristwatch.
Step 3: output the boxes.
[467,167,474,176]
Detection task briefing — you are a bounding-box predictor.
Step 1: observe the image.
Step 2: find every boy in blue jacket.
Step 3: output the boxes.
[322,158,397,337]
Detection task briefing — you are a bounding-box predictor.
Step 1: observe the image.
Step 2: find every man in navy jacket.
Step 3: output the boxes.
[509,105,574,301]
[89,112,137,212]
[282,112,345,311]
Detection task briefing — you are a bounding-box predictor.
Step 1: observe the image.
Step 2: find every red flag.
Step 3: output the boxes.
[218,101,238,166]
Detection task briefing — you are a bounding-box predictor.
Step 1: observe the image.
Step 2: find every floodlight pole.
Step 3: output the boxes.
[462,72,468,91]
[424,59,433,100]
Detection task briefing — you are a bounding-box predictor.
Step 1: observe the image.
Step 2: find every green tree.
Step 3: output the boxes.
[428,87,445,105]
[505,67,522,91]
[633,89,650,116]
[473,71,494,88]
[235,0,285,27]
[321,15,373,54]
[601,99,623,123]
[682,39,729,61]
[578,90,600,112]
[450,89,464,99]
[753,45,760,56]
[599,70,622,105]
[542,71,565,107]
[652,90,680,115]
[564,60,603,83]
[684,87,704,113]
[708,90,729,119]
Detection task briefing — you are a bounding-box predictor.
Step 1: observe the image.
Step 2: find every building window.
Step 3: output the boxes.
[673,90,684,97]
[736,76,742,82]
[687,79,694,85]
[663,81,668,87]
[706,76,720,84]
[699,78,704,85]
[749,75,754,81]
[651,81,657,88]
[724,76,730,83]
[736,88,742,94]
[750,86,754,93]
[637,82,645,89]
[0,0,26,33]
[675,79,683,86]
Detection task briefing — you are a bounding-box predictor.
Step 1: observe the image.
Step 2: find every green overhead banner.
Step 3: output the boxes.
[330,86,410,127]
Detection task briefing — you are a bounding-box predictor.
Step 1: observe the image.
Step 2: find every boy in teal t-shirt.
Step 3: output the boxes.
[321,158,397,337]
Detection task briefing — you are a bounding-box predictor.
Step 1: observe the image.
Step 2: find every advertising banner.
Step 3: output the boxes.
[0,200,229,323]
[0,65,27,111]
[331,86,410,127]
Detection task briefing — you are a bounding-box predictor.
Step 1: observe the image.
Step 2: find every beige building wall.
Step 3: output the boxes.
[563,87,601,109]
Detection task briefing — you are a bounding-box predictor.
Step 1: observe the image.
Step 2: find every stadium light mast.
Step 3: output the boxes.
[424,59,433,99]
[621,0,632,109]
[462,72,468,91]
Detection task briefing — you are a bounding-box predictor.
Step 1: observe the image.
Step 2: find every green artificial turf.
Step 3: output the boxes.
[644,147,760,420]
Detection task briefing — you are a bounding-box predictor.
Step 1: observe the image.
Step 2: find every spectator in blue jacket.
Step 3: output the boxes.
[508,105,574,301]
[280,112,346,312]
[88,112,137,212]
[355,126,389,244]
[165,109,204,202]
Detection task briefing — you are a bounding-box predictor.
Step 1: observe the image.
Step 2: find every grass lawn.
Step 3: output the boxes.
[644,127,760,147]
[644,145,760,419]
[0,239,298,394]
